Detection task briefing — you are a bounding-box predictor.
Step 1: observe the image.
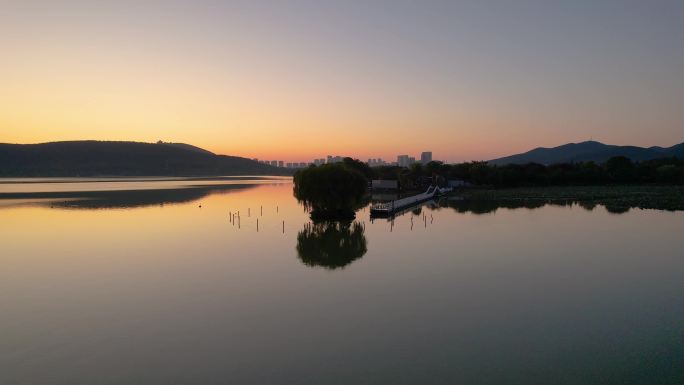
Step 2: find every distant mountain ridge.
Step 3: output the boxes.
[0,140,290,177]
[489,140,684,165]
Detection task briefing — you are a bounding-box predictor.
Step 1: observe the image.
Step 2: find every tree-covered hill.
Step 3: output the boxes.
[0,141,290,177]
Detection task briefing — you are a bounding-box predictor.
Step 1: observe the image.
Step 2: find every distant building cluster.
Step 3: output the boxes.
[368,151,433,167]
[367,158,388,166]
[253,158,302,168]
[252,155,346,168]
[252,151,434,169]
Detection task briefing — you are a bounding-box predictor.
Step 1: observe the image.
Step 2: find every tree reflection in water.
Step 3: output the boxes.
[296,221,367,270]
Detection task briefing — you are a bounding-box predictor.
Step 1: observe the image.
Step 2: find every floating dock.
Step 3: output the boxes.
[370,186,452,217]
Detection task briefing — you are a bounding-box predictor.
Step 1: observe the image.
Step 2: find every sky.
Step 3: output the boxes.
[1,0,683,162]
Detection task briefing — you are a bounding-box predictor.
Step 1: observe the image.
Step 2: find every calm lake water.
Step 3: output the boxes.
[1,177,683,385]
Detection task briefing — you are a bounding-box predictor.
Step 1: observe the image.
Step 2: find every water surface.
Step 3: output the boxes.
[1,178,682,384]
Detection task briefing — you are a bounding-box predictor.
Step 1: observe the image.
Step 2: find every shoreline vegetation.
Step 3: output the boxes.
[373,156,684,189]
[376,156,684,211]
[453,185,684,212]
[292,155,684,219]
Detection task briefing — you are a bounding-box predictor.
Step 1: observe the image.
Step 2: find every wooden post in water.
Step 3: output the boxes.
[257,218,259,232]
[277,205,279,213]
[261,206,263,216]
[282,220,285,233]
[248,208,251,217]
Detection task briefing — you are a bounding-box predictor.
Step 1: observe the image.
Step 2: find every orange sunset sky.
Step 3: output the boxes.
[1,1,683,162]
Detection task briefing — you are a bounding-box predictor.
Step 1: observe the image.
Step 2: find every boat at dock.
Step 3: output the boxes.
[370,185,453,217]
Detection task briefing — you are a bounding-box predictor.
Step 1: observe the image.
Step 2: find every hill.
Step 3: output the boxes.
[0,140,291,177]
[489,140,684,165]
[158,141,215,155]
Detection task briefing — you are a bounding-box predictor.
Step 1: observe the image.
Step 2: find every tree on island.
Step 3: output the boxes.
[293,162,368,220]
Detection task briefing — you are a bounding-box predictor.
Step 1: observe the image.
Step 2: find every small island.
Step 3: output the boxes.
[293,158,371,220]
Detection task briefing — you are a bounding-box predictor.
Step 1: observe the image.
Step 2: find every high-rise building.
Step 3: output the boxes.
[270,160,277,167]
[421,151,432,165]
[397,155,410,167]
[278,161,284,168]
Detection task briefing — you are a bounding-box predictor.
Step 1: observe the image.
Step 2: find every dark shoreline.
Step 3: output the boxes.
[452,185,684,212]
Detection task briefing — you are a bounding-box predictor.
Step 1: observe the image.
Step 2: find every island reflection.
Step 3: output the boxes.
[296,221,367,270]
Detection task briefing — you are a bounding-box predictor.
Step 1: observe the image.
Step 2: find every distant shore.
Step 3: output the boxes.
[453,185,684,212]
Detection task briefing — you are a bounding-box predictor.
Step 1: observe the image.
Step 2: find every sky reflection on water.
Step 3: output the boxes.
[1,179,683,385]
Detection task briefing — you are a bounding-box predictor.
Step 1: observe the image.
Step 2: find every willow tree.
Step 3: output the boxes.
[293,163,368,219]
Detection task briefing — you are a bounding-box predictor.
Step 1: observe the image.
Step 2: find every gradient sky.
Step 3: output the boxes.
[1,0,683,162]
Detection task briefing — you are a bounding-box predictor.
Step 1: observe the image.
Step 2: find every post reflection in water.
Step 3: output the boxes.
[296,220,367,270]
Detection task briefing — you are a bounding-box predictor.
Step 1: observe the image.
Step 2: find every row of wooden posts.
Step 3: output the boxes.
[225,205,434,233]
[228,205,284,233]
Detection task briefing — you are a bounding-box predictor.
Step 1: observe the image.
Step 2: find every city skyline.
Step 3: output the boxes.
[254,150,435,168]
